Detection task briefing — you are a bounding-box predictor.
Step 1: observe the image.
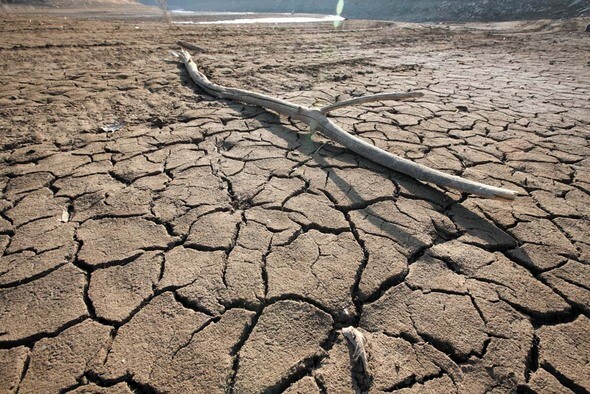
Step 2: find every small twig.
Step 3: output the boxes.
[311,141,328,156]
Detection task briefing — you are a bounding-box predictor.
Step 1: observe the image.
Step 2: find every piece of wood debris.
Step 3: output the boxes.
[176,49,518,200]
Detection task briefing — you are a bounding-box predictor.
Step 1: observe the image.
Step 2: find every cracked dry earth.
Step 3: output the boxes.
[0,12,589,394]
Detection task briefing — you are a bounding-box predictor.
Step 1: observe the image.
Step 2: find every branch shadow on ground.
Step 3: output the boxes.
[173,67,567,391]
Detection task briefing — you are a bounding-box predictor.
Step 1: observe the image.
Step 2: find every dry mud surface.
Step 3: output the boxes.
[0,9,589,394]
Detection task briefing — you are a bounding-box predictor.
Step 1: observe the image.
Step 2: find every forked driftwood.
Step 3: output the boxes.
[177,49,518,200]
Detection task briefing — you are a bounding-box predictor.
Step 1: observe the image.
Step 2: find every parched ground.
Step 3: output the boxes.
[0,9,589,394]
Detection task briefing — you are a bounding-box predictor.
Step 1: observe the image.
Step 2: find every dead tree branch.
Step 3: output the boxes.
[177,49,517,200]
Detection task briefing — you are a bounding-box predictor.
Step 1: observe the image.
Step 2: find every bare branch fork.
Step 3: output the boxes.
[176,49,517,200]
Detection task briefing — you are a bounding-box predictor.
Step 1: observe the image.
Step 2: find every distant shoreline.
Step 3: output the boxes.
[170,11,345,25]
[3,2,588,24]
[158,0,589,23]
